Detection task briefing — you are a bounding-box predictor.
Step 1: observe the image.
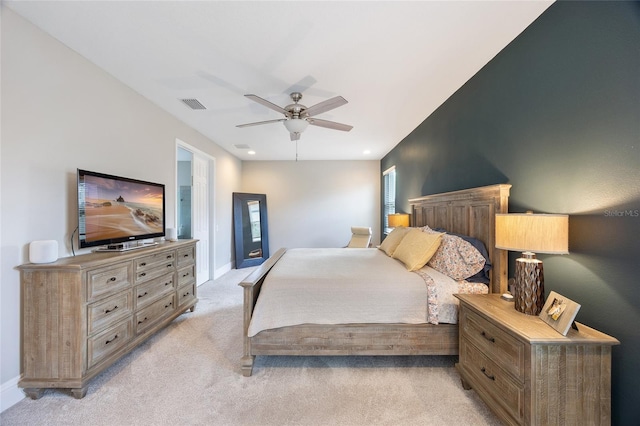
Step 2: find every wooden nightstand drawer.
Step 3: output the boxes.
[460,307,525,381]
[460,337,524,424]
[87,289,133,335]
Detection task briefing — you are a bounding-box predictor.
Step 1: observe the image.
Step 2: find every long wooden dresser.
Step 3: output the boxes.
[17,239,198,399]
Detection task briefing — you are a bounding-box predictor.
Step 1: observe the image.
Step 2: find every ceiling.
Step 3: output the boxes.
[6,1,553,161]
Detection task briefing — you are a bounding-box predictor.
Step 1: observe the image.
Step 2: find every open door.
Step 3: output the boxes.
[177,144,212,285]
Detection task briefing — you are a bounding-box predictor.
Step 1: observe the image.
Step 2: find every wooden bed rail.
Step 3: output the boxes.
[238,247,286,376]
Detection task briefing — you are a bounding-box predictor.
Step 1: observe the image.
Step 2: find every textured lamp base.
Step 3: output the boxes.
[514,253,544,315]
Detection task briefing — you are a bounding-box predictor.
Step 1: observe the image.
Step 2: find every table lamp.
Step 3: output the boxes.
[495,212,569,315]
[388,213,410,228]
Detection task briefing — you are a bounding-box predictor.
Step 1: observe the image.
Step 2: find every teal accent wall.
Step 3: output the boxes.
[381,2,639,423]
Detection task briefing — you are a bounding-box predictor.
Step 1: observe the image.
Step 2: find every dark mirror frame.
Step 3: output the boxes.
[233,192,270,269]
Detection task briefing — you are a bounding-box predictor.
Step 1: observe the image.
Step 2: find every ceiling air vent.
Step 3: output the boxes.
[180,98,207,110]
[234,144,251,150]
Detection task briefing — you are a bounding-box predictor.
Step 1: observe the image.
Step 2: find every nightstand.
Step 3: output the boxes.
[455,294,619,425]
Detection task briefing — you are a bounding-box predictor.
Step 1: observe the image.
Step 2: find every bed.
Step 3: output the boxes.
[239,184,511,376]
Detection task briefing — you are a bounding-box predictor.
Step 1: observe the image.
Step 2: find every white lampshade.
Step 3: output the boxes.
[495,212,569,315]
[283,118,309,134]
[495,213,569,254]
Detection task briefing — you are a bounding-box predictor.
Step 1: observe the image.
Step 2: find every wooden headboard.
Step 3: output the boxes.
[409,184,511,294]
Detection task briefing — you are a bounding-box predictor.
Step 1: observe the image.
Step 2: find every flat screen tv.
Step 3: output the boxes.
[77,169,165,249]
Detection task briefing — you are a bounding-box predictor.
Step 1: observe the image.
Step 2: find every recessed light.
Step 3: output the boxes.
[248,150,256,155]
[363,150,371,155]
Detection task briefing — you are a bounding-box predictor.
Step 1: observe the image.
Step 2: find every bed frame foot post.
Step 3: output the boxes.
[241,355,255,377]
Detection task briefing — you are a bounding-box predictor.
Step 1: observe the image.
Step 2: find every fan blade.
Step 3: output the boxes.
[236,118,286,128]
[245,94,288,115]
[308,118,353,132]
[304,96,348,117]
[290,132,301,141]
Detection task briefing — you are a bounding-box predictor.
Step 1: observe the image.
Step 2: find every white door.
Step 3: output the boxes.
[192,153,210,285]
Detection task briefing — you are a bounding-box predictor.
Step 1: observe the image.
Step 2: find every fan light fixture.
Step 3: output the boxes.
[283,118,309,134]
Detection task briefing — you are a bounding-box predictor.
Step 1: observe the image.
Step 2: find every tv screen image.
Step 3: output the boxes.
[78,169,165,249]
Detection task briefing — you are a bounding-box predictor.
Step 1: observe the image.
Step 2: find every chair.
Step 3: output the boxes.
[347,226,372,248]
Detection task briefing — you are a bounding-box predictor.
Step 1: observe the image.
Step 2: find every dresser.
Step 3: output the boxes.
[18,240,198,399]
[455,294,619,425]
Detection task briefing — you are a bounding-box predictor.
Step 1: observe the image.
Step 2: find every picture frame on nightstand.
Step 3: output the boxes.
[539,291,581,336]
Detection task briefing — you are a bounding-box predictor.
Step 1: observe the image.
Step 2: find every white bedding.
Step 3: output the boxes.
[247,248,486,337]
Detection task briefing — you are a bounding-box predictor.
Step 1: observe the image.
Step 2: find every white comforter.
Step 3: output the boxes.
[247,248,469,337]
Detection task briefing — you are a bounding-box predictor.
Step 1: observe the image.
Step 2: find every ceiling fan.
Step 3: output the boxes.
[236,92,353,141]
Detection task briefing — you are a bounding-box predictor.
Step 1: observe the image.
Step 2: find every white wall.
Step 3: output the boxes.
[242,161,380,251]
[0,6,381,412]
[0,8,242,409]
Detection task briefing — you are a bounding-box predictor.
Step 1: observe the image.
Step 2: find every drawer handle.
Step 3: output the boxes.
[183,291,190,297]
[167,255,172,259]
[480,367,495,381]
[167,264,173,268]
[165,302,173,309]
[140,262,147,266]
[140,272,146,277]
[138,317,148,325]
[182,272,190,278]
[104,305,118,314]
[108,277,117,282]
[105,334,118,345]
[165,280,172,286]
[183,254,189,258]
[481,331,495,343]
[138,292,148,299]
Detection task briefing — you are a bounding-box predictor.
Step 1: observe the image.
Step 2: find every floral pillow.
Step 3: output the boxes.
[426,233,486,281]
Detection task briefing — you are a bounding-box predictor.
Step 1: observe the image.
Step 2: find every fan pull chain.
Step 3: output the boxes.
[296,140,298,162]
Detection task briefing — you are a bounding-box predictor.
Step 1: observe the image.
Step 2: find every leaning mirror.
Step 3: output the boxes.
[233,192,270,268]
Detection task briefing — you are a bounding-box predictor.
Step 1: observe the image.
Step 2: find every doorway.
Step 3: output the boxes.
[176,143,213,285]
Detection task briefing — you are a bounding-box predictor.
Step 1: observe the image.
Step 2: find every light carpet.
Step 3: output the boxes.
[1,268,501,426]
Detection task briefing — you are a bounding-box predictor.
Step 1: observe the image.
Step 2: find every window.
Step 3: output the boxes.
[383,166,396,234]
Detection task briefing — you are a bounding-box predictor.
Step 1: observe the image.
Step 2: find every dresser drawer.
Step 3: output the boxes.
[135,293,176,334]
[87,262,132,302]
[135,250,176,271]
[134,272,176,309]
[87,289,133,335]
[135,260,175,283]
[177,282,196,308]
[177,264,195,287]
[460,307,525,381]
[460,338,524,424]
[88,318,133,369]
[177,246,195,267]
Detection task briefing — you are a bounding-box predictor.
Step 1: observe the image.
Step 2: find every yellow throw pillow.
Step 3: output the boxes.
[378,227,411,256]
[392,228,443,271]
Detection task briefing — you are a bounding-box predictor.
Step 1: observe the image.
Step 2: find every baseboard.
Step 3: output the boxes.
[213,261,232,281]
[1,375,24,413]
